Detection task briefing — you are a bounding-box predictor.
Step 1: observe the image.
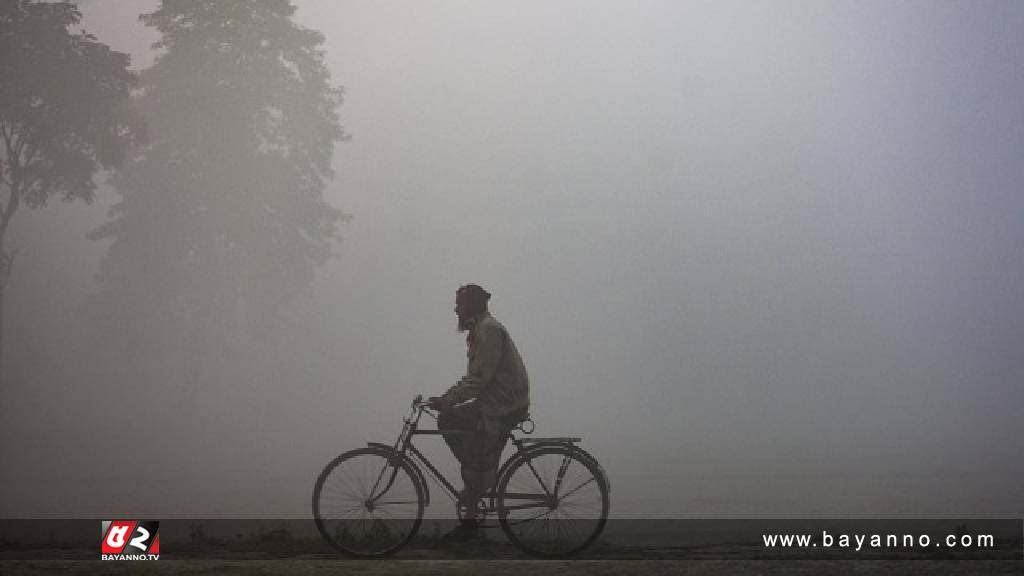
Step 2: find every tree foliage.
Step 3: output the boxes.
[0,0,141,368]
[92,0,348,379]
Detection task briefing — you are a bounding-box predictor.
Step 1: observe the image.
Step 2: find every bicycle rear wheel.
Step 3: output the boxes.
[496,444,609,557]
[313,446,424,557]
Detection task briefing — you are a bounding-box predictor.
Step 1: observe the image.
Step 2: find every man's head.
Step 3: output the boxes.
[455,284,490,332]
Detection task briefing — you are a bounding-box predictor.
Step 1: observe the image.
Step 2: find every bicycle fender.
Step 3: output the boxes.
[366,442,431,506]
[497,440,567,482]
[502,442,610,493]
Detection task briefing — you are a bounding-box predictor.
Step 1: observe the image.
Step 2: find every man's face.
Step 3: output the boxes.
[455,293,473,331]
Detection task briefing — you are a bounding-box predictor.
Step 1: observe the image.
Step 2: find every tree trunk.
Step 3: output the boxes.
[0,239,11,385]
[0,233,15,386]
[0,236,6,384]
[0,280,5,385]
[0,197,13,386]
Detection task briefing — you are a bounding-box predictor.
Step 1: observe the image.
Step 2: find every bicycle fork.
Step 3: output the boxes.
[367,418,415,506]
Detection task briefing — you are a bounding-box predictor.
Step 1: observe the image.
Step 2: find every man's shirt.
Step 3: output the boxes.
[443,312,530,432]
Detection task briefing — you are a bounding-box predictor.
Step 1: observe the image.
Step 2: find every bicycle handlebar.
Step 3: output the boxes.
[410,393,535,435]
[412,394,435,410]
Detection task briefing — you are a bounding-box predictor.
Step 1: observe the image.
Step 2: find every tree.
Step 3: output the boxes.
[92,0,348,388]
[0,1,141,376]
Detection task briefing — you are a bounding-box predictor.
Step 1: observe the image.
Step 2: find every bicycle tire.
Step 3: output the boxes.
[313,446,425,557]
[496,444,609,558]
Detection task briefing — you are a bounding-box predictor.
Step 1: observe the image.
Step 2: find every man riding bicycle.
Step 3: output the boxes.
[429,284,530,542]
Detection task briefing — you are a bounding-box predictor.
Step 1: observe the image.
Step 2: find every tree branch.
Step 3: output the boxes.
[0,123,11,159]
[11,127,26,163]
[0,182,18,241]
[0,126,12,224]
[0,127,23,240]
[0,247,14,290]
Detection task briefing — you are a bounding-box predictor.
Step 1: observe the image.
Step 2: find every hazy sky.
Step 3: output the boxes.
[3,0,1022,519]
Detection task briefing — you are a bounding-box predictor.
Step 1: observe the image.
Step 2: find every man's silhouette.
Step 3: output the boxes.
[429,284,530,541]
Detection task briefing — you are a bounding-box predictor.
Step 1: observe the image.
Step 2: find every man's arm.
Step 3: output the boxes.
[442,322,504,404]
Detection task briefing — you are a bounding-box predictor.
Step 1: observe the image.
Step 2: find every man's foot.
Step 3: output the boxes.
[441,519,481,543]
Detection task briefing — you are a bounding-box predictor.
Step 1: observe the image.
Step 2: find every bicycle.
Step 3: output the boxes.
[312,394,610,558]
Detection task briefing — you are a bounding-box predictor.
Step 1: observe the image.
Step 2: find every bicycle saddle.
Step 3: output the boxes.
[504,406,530,425]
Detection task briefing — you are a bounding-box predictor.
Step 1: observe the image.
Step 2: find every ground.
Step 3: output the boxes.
[2,554,1021,575]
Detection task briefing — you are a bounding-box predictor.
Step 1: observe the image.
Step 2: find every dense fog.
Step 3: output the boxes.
[1,0,1021,519]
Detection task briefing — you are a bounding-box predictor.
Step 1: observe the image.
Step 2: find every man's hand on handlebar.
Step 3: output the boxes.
[427,395,449,410]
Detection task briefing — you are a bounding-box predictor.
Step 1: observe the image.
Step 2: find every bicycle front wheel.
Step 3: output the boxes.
[497,444,609,557]
[313,446,425,557]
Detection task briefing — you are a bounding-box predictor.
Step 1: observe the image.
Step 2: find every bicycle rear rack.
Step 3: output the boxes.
[518,436,582,444]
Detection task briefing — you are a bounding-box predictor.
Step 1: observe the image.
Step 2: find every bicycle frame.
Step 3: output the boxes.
[367,399,577,513]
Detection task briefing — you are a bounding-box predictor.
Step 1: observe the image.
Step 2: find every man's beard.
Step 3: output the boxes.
[457,314,472,332]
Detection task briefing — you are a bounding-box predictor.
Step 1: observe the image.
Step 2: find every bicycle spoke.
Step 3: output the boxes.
[338,502,368,515]
[339,462,366,498]
[501,501,551,512]
[557,476,596,501]
[321,484,363,502]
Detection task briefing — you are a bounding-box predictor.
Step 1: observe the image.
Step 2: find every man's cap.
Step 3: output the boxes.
[457,284,491,303]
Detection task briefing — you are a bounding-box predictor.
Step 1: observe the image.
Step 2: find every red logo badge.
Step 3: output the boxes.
[101,521,160,560]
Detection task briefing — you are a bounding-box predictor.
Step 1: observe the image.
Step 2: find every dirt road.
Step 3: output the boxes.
[3,558,1021,575]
